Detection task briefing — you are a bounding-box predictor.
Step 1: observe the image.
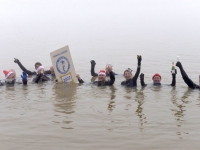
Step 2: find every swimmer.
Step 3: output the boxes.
[140,68,177,87]
[121,55,142,87]
[32,65,50,83]
[90,60,117,77]
[14,58,54,75]
[76,65,115,86]
[0,70,27,85]
[176,61,200,89]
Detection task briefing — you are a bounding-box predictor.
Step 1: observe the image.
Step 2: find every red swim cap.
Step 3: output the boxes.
[152,73,161,80]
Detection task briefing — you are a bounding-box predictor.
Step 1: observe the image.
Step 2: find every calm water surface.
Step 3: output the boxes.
[1,0,200,149]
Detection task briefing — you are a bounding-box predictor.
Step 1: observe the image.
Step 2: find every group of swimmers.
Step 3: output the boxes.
[1,56,200,90]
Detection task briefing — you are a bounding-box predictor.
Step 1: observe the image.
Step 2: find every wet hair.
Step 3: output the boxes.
[34,62,42,68]
[124,68,132,75]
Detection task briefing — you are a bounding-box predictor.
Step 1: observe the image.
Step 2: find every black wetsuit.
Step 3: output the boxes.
[0,75,50,85]
[140,71,176,87]
[176,61,200,89]
[121,57,141,87]
[90,60,117,77]
[78,71,115,86]
[15,60,51,75]
[0,79,27,86]
[32,74,50,83]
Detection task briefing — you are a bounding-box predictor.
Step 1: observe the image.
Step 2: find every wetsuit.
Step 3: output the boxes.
[0,79,27,86]
[14,59,51,75]
[90,60,117,77]
[176,61,200,89]
[32,74,50,83]
[140,71,176,87]
[78,71,115,86]
[121,57,141,87]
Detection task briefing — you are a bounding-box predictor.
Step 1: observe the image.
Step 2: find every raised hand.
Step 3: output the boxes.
[90,60,96,66]
[14,58,19,63]
[140,73,144,80]
[21,72,27,80]
[106,65,113,73]
[21,72,27,85]
[137,55,142,66]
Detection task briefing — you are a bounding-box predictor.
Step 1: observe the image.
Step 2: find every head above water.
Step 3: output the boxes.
[98,70,106,81]
[3,69,16,84]
[152,73,161,83]
[34,62,42,70]
[124,68,132,80]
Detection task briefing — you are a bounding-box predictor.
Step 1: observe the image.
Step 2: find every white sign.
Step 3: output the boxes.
[50,45,78,83]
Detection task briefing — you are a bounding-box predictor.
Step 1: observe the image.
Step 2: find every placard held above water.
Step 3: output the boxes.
[50,45,78,83]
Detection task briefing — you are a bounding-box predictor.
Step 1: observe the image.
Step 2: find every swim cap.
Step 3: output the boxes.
[98,70,106,76]
[124,68,132,75]
[36,66,44,73]
[152,73,161,80]
[3,70,13,79]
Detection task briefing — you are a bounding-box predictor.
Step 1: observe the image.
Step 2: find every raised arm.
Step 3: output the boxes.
[171,69,177,86]
[107,71,115,85]
[14,58,36,75]
[140,73,147,87]
[176,61,199,89]
[106,66,115,86]
[90,60,98,77]
[132,55,142,80]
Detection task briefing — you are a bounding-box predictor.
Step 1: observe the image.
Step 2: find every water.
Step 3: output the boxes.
[1,0,200,149]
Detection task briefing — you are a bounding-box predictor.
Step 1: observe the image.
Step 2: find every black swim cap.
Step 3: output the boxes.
[35,62,42,68]
[124,68,132,75]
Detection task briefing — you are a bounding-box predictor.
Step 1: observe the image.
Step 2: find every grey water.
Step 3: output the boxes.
[0,0,200,149]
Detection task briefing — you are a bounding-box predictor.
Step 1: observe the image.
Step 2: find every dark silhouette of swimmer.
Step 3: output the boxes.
[121,55,142,87]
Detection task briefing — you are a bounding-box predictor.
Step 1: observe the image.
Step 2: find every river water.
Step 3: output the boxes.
[1,0,200,150]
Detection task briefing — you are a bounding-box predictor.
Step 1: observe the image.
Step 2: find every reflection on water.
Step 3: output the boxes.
[107,87,116,112]
[170,88,191,139]
[135,88,147,132]
[52,83,77,129]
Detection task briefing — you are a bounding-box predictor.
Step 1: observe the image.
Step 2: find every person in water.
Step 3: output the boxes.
[90,60,117,77]
[14,58,55,76]
[121,55,142,87]
[140,69,177,87]
[176,61,200,89]
[76,65,115,86]
[32,65,50,83]
[0,69,27,85]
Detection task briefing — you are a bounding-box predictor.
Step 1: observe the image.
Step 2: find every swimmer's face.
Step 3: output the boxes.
[7,73,16,80]
[98,74,106,81]
[153,76,161,83]
[124,71,132,80]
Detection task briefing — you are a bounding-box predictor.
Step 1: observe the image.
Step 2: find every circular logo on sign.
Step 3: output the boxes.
[56,56,70,74]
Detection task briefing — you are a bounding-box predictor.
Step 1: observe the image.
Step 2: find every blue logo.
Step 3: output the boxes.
[56,56,70,74]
